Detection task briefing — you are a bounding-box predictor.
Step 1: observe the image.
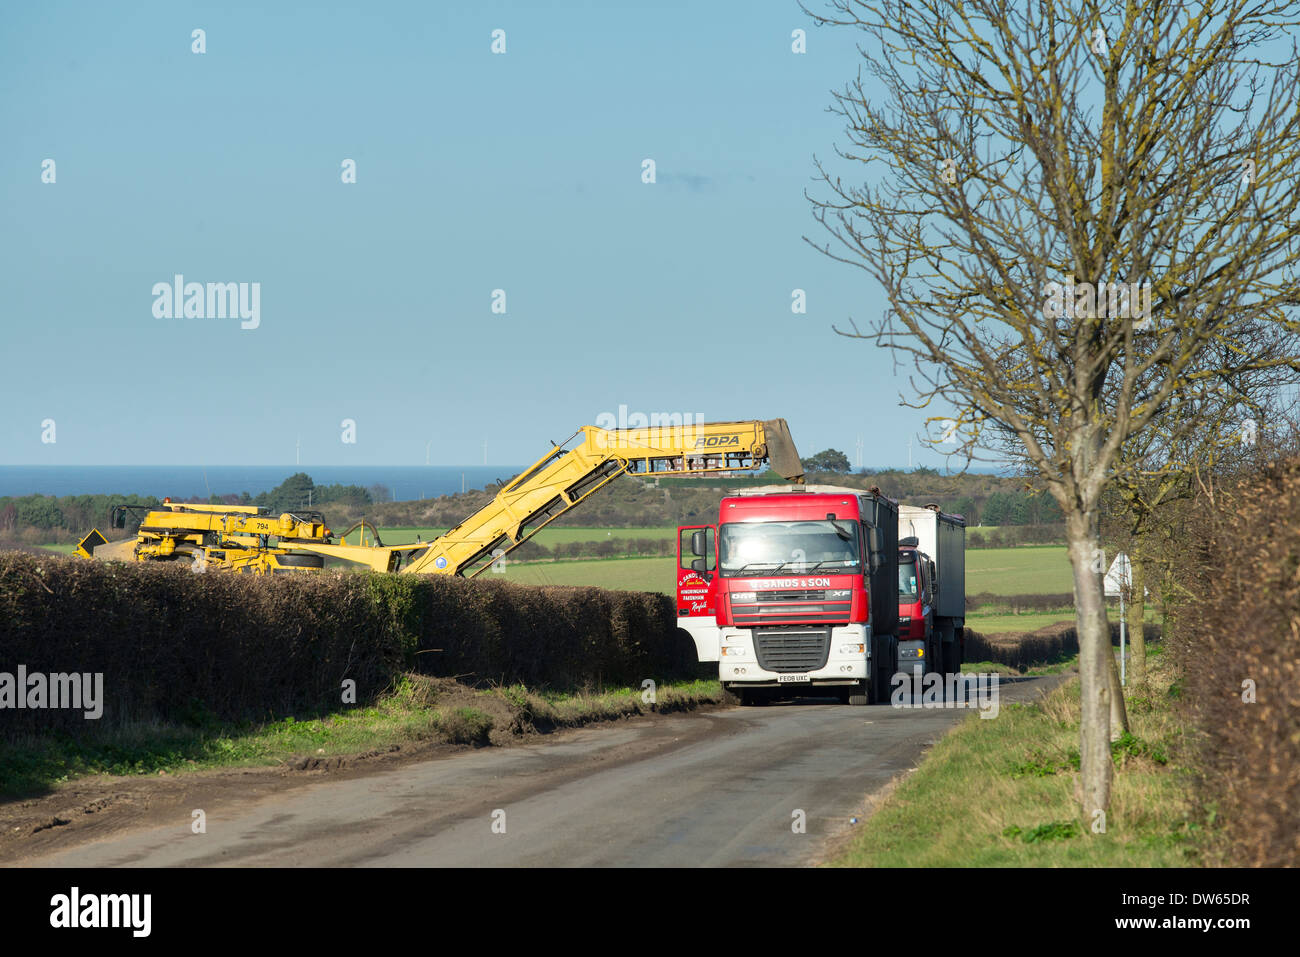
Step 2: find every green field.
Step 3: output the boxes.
[494,556,675,595]
[41,527,1077,614]
[491,543,1075,599]
[966,545,1072,594]
[966,611,1075,633]
[376,526,676,547]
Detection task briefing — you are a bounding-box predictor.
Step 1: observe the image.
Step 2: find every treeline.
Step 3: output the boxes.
[967,525,1065,548]
[3,465,1068,547]
[0,473,375,545]
[191,472,376,513]
[0,494,157,545]
[653,469,1062,526]
[331,469,1070,534]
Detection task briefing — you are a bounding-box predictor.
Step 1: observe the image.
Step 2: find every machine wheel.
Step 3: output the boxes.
[169,546,203,569]
[943,633,964,676]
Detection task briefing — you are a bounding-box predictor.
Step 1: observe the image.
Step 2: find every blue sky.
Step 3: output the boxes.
[1,0,957,469]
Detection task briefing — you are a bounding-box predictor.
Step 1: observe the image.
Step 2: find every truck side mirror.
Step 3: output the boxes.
[691,529,707,556]
[691,557,710,577]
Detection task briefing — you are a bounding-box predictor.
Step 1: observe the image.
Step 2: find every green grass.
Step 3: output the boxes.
[0,675,721,799]
[966,545,1072,594]
[962,655,1079,677]
[967,611,1076,633]
[35,544,76,554]
[826,660,1203,866]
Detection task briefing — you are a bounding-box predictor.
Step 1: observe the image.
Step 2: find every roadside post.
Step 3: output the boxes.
[1103,553,1133,685]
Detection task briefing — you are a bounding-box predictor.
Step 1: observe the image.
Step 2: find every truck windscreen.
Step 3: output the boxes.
[898,556,919,600]
[719,520,860,577]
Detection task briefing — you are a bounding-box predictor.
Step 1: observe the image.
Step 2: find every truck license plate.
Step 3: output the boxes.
[777,673,811,683]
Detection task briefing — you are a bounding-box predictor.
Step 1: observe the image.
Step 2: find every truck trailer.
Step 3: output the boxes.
[677,484,899,706]
[897,504,966,676]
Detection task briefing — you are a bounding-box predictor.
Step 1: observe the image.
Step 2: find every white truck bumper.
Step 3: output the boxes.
[719,623,870,688]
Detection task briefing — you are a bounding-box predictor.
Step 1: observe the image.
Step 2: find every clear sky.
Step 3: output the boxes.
[1,0,960,468]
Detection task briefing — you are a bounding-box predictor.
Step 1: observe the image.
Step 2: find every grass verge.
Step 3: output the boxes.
[961,655,1077,677]
[827,647,1204,866]
[0,675,721,800]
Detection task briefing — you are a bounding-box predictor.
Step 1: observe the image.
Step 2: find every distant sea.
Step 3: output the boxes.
[0,466,524,501]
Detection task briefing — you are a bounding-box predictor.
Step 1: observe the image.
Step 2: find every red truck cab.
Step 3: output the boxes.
[677,485,899,705]
[897,541,940,674]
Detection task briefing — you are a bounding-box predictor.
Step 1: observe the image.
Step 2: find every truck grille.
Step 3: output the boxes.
[753,626,831,673]
[731,589,850,627]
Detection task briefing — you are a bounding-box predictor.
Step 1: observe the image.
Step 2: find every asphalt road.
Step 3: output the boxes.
[29,676,1055,867]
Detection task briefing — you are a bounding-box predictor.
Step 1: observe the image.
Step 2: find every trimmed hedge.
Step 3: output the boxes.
[964,591,1074,614]
[0,553,690,738]
[1170,457,1300,867]
[965,621,1160,672]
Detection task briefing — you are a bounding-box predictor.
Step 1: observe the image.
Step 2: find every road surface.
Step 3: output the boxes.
[25,676,1055,867]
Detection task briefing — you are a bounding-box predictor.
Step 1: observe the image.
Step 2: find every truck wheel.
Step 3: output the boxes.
[943,639,963,676]
[848,680,870,706]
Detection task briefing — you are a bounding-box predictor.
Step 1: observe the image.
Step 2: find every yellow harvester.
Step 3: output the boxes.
[76,417,803,576]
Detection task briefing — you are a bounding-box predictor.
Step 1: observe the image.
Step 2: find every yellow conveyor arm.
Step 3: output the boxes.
[395,418,802,577]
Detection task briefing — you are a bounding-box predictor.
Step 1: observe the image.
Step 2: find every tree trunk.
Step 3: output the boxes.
[1127,555,1147,688]
[1066,511,1112,818]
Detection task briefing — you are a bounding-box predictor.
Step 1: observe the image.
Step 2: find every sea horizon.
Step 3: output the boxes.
[0,465,524,501]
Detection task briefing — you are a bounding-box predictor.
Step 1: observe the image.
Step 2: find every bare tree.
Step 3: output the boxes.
[805,0,1300,816]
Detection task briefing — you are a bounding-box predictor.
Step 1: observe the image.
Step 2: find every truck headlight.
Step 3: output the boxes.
[838,643,865,654]
[721,645,746,656]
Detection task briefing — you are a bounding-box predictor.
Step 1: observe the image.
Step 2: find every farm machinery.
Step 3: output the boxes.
[75,502,423,574]
[75,418,803,577]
